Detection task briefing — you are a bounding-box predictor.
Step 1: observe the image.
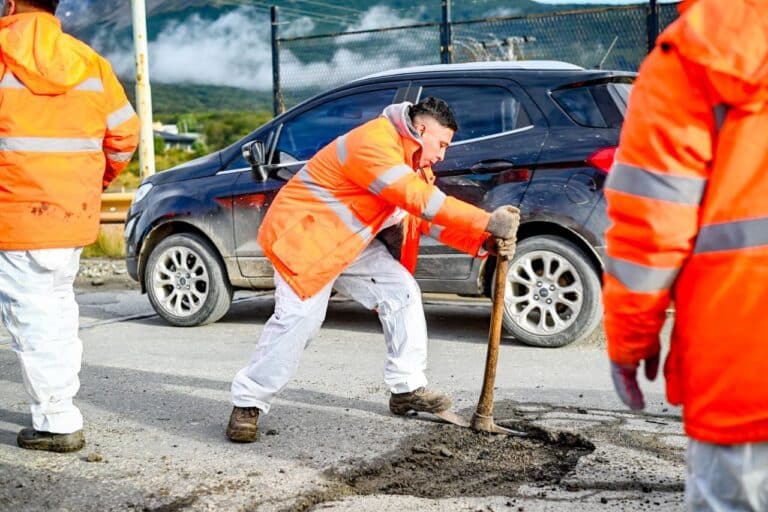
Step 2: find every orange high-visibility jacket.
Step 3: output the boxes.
[603,0,768,444]
[0,12,139,250]
[258,102,492,299]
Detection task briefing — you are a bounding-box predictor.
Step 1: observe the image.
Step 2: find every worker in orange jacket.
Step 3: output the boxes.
[0,0,139,452]
[603,0,768,508]
[227,97,519,442]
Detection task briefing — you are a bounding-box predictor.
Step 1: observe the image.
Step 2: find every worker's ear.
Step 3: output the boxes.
[1,0,15,17]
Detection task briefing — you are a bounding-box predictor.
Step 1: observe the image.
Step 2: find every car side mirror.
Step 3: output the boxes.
[242,140,267,181]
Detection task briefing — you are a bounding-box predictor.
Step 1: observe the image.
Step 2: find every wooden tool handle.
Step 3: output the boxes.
[475,250,509,418]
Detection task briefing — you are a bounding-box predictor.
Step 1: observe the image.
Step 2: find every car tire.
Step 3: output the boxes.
[144,233,233,327]
[499,235,602,348]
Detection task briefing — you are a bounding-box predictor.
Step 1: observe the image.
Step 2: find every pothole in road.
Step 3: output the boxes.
[329,416,594,499]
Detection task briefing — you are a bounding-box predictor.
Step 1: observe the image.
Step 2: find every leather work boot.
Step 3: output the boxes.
[389,387,452,416]
[226,406,260,443]
[17,428,85,453]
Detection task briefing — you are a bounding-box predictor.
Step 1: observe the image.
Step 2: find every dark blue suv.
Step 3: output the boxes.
[125,61,634,347]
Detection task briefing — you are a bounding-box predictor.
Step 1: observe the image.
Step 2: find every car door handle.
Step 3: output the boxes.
[470,160,516,174]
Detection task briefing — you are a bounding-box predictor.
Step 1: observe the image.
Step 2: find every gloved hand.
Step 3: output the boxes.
[482,236,516,260]
[485,205,520,241]
[610,353,660,410]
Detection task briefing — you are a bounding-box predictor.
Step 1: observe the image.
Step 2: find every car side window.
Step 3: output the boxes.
[418,85,532,143]
[275,89,396,162]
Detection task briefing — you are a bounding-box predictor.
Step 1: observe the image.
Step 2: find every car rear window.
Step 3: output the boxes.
[552,82,632,129]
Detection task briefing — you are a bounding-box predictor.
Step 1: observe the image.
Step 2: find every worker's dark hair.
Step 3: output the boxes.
[20,0,59,13]
[410,96,458,132]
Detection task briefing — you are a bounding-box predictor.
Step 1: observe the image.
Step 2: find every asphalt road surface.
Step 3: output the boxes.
[0,283,685,511]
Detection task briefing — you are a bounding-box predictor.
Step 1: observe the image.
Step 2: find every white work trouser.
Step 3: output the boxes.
[0,248,84,433]
[686,439,768,511]
[231,240,428,413]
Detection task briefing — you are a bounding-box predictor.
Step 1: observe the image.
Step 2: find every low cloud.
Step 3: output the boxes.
[93,5,433,91]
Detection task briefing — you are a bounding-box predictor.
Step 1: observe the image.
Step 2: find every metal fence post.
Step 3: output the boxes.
[647,0,659,53]
[271,6,285,116]
[440,0,453,64]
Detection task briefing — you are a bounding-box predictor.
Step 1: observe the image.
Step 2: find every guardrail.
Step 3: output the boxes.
[101,192,134,224]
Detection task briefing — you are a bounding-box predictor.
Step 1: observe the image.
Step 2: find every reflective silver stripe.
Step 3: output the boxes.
[0,136,102,153]
[606,163,707,205]
[106,150,134,163]
[429,225,444,240]
[75,77,104,92]
[0,73,23,89]
[713,104,729,133]
[368,164,412,195]
[605,255,679,293]
[296,167,373,241]
[695,217,768,254]
[337,134,348,165]
[422,189,447,221]
[107,103,136,130]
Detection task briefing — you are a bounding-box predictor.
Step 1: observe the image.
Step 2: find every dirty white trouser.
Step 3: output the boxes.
[0,248,84,433]
[231,240,428,413]
[686,439,768,511]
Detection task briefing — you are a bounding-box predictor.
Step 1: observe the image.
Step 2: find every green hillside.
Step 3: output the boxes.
[122,81,272,114]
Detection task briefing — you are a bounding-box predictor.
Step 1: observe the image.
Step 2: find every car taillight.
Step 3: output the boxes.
[586,146,617,173]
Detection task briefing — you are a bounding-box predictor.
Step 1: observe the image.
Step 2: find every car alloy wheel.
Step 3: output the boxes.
[151,245,210,318]
[500,235,602,347]
[144,233,233,327]
[506,249,582,336]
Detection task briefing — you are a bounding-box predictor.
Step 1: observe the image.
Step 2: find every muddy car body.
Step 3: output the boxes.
[125,61,635,347]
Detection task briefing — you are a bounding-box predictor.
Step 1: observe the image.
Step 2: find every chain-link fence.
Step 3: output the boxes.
[274,3,680,112]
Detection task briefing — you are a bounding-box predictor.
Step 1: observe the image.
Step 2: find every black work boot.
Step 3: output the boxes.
[17,428,85,453]
[389,387,452,416]
[226,406,260,443]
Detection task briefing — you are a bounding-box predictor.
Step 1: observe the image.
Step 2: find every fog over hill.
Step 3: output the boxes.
[56,0,625,91]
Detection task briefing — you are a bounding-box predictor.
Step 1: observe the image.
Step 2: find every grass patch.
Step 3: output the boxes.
[82,226,125,259]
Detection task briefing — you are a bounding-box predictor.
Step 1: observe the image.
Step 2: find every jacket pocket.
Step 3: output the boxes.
[271,214,337,276]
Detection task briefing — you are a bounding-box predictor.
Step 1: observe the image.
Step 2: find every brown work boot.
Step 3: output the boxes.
[226,406,260,443]
[17,428,85,453]
[389,387,452,416]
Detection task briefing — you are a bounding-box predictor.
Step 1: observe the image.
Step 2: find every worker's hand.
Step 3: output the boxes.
[485,206,520,241]
[482,237,516,260]
[610,353,660,410]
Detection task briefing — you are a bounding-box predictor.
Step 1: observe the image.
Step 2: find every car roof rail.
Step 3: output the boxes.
[356,60,584,81]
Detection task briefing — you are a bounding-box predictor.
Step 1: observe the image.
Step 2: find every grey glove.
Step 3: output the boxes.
[485,205,520,241]
[482,237,517,260]
[610,354,660,410]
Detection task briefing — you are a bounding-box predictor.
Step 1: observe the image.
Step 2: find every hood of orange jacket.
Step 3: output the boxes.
[662,0,768,108]
[677,0,698,13]
[381,102,424,170]
[0,12,94,95]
